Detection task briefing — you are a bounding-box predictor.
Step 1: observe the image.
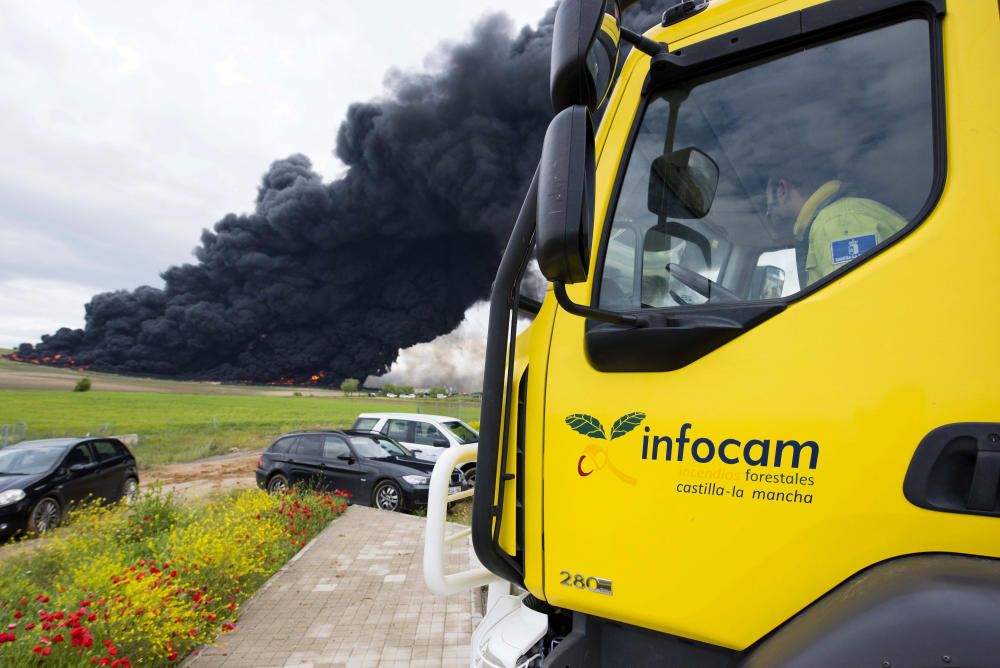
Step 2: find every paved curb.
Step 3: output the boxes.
[188,506,476,667]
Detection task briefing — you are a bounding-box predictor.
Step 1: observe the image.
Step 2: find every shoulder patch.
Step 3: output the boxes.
[831,234,877,265]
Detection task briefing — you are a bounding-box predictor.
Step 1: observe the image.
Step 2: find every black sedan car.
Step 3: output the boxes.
[255,430,465,512]
[0,437,139,538]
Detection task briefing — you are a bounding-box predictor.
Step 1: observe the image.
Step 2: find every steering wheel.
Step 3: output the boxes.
[665,263,741,303]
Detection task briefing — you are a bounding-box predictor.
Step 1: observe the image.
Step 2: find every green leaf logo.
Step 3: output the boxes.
[565,414,607,440]
[610,412,646,440]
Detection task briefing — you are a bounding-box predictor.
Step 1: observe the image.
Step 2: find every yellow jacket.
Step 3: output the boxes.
[794,180,906,285]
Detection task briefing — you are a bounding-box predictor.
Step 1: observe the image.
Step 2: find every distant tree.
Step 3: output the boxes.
[73,377,92,392]
[430,386,448,397]
[381,384,397,396]
[397,385,415,396]
[340,378,360,396]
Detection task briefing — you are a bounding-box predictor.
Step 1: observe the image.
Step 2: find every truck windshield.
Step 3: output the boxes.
[442,421,478,444]
[598,18,935,309]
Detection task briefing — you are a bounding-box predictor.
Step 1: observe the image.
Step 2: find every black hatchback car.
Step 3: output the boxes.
[0,437,139,538]
[255,430,466,512]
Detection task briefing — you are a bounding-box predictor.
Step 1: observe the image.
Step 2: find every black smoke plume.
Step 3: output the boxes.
[16,3,663,386]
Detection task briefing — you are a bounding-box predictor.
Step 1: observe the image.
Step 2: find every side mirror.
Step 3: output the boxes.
[431,438,449,448]
[751,265,786,299]
[337,455,355,464]
[536,105,594,285]
[69,463,91,474]
[551,0,621,112]
[648,147,720,219]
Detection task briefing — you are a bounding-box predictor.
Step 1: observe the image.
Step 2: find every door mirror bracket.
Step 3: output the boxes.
[554,282,644,327]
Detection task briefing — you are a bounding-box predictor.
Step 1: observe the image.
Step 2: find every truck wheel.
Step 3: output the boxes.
[267,474,289,494]
[28,497,61,534]
[373,481,402,512]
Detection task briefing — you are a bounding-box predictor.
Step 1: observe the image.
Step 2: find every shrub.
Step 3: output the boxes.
[73,378,92,392]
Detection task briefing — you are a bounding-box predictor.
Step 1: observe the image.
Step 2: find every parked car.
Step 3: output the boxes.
[351,413,479,484]
[255,430,466,512]
[0,437,139,538]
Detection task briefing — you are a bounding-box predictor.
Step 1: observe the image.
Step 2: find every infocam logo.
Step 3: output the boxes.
[641,422,819,470]
[564,412,645,484]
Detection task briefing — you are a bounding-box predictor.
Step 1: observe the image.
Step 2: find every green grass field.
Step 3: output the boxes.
[0,390,481,466]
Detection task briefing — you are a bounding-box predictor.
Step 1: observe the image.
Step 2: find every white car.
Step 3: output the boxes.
[351,412,479,484]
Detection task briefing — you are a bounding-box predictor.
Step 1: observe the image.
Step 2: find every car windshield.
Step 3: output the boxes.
[442,421,478,444]
[0,446,65,475]
[349,435,412,459]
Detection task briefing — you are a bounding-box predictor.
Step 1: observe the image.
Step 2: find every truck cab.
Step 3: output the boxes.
[425,1,1000,665]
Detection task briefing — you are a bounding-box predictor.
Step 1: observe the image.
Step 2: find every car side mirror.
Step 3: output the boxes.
[751,265,786,299]
[69,463,91,474]
[648,147,720,219]
[432,438,449,448]
[337,455,355,464]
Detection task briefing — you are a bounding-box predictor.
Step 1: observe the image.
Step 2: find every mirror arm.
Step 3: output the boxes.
[553,281,645,327]
[620,27,667,56]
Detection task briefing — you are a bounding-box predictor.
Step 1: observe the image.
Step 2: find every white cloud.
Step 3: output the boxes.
[0,278,96,347]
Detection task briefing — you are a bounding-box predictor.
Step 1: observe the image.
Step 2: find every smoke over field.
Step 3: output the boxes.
[15,2,662,386]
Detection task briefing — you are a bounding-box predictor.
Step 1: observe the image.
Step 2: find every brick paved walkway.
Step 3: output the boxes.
[189,506,478,668]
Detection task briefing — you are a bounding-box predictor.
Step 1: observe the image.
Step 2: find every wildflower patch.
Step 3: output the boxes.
[0,486,348,666]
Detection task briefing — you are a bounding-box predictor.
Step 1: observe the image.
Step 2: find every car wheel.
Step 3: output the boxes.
[121,477,139,504]
[462,465,476,486]
[267,474,289,494]
[372,481,402,512]
[28,497,61,534]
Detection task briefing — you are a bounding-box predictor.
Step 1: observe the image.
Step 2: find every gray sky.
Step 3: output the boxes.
[0,0,547,348]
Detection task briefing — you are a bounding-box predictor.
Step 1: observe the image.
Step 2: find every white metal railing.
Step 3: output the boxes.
[423,443,501,596]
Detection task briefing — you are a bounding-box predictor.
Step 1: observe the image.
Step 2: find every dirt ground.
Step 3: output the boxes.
[0,360,346,397]
[141,449,263,500]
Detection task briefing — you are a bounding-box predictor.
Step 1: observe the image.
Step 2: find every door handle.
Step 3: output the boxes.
[905,423,1000,517]
[967,434,1000,511]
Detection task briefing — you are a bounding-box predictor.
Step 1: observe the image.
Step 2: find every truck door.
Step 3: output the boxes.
[540,6,1000,651]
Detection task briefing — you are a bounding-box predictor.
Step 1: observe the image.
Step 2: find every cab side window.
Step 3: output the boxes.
[599,19,935,307]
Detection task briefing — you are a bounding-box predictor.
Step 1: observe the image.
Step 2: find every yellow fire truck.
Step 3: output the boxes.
[424,0,1000,665]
